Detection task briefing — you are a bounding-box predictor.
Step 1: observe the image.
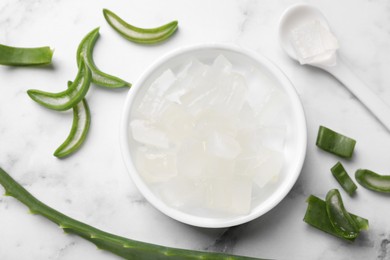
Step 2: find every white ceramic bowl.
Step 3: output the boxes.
[120,44,307,228]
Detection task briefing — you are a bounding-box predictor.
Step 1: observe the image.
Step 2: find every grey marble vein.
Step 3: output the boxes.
[204,226,243,254]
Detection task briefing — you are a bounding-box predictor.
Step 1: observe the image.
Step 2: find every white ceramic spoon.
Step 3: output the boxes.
[279,4,390,131]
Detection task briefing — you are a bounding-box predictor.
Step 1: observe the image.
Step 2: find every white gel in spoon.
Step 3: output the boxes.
[290,20,339,66]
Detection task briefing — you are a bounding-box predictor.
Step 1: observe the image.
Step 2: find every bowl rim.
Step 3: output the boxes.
[119,43,307,228]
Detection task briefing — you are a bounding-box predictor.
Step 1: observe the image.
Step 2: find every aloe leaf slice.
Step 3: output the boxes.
[316,126,356,158]
[331,162,357,196]
[103,9,178,44]
[54,82,91,158]
[304,194,368,241]
[325,189,359,239]
[77,27,130,88]
[0,44,53,66]
[27,60,91,111]
[355,169,390,193]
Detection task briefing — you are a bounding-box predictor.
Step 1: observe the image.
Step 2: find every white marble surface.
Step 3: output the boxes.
[1,0,390,259]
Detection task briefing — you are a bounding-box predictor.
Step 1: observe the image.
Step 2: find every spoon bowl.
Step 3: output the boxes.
[278,4,332,62]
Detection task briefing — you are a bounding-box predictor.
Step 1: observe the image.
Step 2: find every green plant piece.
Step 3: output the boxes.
[0,44,53,66]
[27,60,91,111]
[0,167,262,260]
[325,189,359,239]
[54,81,91,158]
[304,194,368,241]
[77,27,130,88]
[355,169,390,193]
[103,9,178,44]
[331,162,357,196]
[316,126,356,158]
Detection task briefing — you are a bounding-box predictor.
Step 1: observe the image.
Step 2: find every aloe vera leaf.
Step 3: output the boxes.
[331,162,357,196]
[304,195,368,241]
[0,167,263,260]
[316,126,356,158]
[325,189,359,239]
[103,9,178,44]
[27,60,91,111]
[77,27,130,88]
[355,169,390,193]
[53,81,91,158]
[0,44,53,66]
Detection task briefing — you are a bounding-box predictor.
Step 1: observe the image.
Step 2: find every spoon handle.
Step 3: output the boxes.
[321,59,390,131]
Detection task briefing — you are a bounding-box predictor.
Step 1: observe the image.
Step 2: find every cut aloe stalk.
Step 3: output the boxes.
[77,27,130,88]
[304,193,368,241]
[331,162,357,196]
[325,189,359,239]
[103,9,178,44]
[0,44,53,66]
[316,126,356,158]
[355,169,390,193]
[54,82,91,158]
[27,61,91,111]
